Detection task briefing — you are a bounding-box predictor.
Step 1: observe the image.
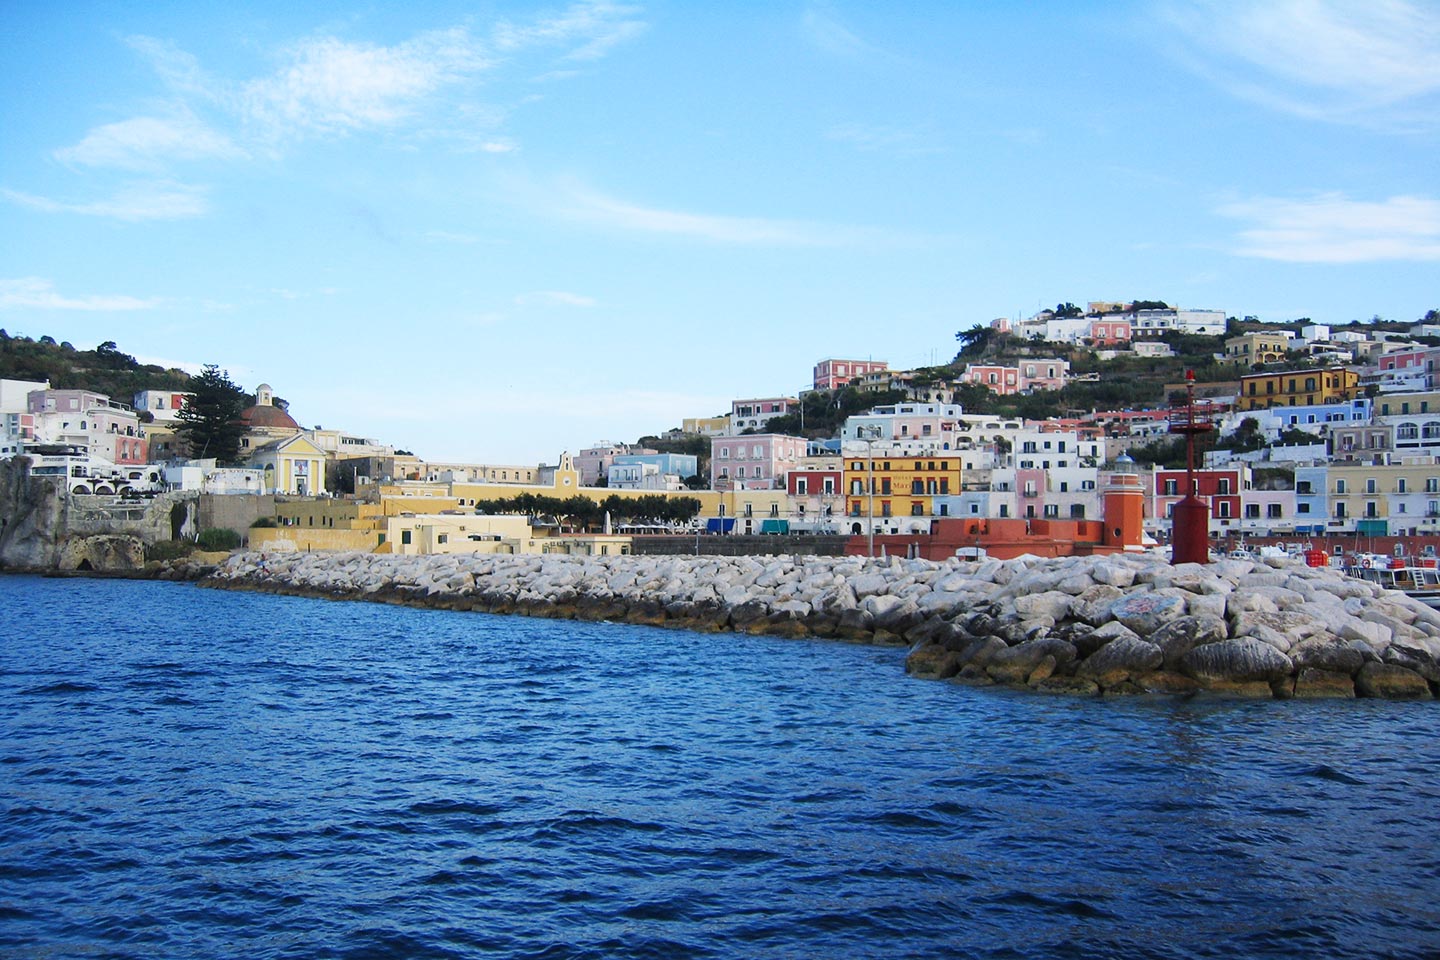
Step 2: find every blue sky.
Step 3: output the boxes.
[2,1,1437,463]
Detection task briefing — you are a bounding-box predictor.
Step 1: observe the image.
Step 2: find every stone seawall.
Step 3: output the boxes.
[204,550,1440,700]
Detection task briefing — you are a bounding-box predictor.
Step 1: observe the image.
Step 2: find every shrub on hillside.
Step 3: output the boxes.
[145,540,194,562]
[196,528,242,551]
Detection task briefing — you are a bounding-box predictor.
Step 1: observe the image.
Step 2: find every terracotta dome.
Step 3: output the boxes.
[240,385,299,430]
[239,403,300,430]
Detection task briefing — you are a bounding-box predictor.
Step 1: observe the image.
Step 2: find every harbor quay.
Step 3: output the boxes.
[205,549,1440,701]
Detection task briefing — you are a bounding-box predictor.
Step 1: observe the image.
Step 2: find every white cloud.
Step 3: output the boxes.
[0,277,160,311]
[542,179,889,246]
[55,113,241,170]
[1,182,209,221]
[1216,193,1440,262]
[240,29,489,137]
[514,290,597,307]
[492,1,646,61]
[1160,0,1440,128]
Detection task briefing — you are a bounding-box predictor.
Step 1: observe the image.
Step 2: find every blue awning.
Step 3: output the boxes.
[705,518,736,533]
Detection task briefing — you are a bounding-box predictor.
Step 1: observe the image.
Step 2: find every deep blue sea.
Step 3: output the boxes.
[3,574,1439,959]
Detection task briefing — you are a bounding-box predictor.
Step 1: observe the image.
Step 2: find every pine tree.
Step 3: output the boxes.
[176,365,248,465]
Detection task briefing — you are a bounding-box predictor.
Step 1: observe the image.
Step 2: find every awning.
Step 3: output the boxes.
[760,519,789,534]
[1356,519,1389,536]
[705,518,736,533]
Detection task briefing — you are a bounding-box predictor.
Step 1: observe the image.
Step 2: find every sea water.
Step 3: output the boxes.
[2,574,1438,959]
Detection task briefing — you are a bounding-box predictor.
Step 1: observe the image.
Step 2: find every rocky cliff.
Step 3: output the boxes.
[0,458,198,572]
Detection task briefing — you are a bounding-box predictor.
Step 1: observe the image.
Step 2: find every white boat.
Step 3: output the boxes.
[1344,554,1440,609]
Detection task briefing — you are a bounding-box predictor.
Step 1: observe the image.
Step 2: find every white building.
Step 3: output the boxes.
[133,389,192,422]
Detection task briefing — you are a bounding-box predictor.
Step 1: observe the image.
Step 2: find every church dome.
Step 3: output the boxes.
[240,384,299,430]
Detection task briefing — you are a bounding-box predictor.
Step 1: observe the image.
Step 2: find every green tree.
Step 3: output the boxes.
[177,365,248,464]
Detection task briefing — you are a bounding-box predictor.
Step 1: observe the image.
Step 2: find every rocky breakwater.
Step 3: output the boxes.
[906,553,1440,700]
[205,550,1440,700]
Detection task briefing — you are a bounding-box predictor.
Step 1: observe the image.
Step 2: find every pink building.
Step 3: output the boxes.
[962,359,1069,395]
[730,397,796,434]
[576,442,655,486]
[813,358,888,391]
[28,389,148,465]
[1379,346,1440,373]
[1088,318,1132,345]
[962,364,1021,395]
[711,434,807,491]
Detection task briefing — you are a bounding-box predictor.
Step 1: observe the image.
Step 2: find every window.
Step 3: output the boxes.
[880,501,891,517]
[1164,479,1178,496]
[1398,478,1408,494]
[796,478,808,495]
[1217,501,1232,518]
[910,503,924,516]
[1043,504,1058,518]
[401,530,412,545]
[1336,479,1347,493]
[881,478,891,495]
[1267,503,1282,519]
[1366,478,1377,494]
[437,534,448,544]
[1245,504,1260,519]
[1070,504,1085,519]
[1218,478,1232,495]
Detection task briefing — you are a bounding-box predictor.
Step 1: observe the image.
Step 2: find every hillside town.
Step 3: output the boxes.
[5,300,1440,563]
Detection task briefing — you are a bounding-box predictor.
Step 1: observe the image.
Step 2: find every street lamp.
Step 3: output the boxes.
[859,424,883,557]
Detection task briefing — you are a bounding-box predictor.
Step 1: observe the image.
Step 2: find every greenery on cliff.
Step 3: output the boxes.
[0,332,192,405]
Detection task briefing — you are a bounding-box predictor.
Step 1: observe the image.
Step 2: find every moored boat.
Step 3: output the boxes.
[1344,553,1440,609]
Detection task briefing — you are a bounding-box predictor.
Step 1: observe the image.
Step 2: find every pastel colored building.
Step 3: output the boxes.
[1152,465,1246,536]
[1087,317,1131,345]
[1237,368,1361,411]
[27,388,148,465]
[680,417,729,437]
[577,443,654,486]
[729,397,796,435]
[786,455,843,533]
[842,448,963,536]
[606,453,697,490]
[711,434,806,491]
[960,358,1069,395]
[1224,332,1293,369]
[813,358,888,390]
[248,433,326,496]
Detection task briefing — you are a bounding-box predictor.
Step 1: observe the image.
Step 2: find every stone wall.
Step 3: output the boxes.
[199,493,276,544]
[629,534,849,557]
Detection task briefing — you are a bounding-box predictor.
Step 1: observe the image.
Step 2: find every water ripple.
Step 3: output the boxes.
[1,574,1437,960]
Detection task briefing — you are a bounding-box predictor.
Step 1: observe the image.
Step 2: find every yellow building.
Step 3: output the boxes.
[843,453,962,532]
[681,417,729,436]
[249,434,327,495]
[1238,367,1360,410]
[1325,461,1440,536]
[1224,332,1292,369]
[1373,391,1440,418]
